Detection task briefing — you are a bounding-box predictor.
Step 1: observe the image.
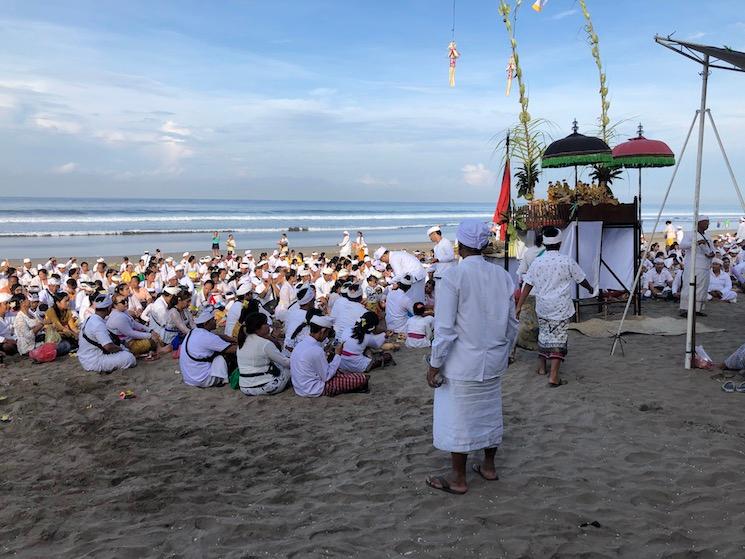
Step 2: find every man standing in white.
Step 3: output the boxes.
[338,230,352,258]
[679,216,715,317]
[373,246,427,304]
[427,226,456,282]
[425,219,518,496]
[515,226,595,387]
[736,216,745,242]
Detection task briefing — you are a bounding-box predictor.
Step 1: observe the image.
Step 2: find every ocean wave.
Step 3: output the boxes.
[0,212,491,224]
[0,223,461,238]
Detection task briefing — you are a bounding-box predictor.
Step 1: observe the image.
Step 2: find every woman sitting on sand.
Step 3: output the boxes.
[166,291,194,349]
[12,294,72,357]
[236,312,291,396]
[339,311,392,373]
[45,292,78,349]
[290,315,369,397]
[717,343,745,373]
[141,269,161,299]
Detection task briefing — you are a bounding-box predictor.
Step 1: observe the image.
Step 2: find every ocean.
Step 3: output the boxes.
[0,196,741,260]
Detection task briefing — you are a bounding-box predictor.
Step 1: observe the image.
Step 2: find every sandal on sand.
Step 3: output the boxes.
[425,476,467,495]
[549,379,568,387]
[721,381,736,393]
[735,382,745,393]
[472,464,499,481]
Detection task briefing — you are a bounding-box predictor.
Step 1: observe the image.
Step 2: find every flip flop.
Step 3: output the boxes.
[549,379,568,387]
[721,381,736,393]
[472,463,499,481]
[735,382,745,393]
[425,476,467,495]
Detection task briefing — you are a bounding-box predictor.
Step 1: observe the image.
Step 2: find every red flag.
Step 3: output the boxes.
[493,158,511,241]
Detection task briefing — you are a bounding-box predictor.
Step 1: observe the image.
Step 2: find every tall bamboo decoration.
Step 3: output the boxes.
[498,0,543,201]
[579,0,610,143]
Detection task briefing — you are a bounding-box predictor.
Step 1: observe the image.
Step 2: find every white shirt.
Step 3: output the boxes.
[78,314,126,369]
[224,299,244,337]
[736,221,745,241]
[389,251,426,283]
[237,334,291,388]
[314,277,334,299]
[277,281,295,314]
[516,245,545,282]
[644,268,673,289]
[179,327,231,386]
[282,305,310,351]
[405,315,434,348]
[384,287,414,333]
[146,296,170,334]
[178,275,195,293]
[339,331,385,372]
[0,314,14,343]
[330,297,366,340]
[432,237,456,278]
[106,309,151,343]
[338,234,352,256]
[13,311,41,355]
[524,251,586,321]
[430,255,518,381]
[290,336,341,397]
[680,230,714,270]
[709,270,733,293]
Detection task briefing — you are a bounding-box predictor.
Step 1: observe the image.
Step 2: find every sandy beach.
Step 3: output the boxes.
[2,293,744,557]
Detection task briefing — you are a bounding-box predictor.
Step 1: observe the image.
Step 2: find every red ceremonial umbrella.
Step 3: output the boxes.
[611,123,675,227]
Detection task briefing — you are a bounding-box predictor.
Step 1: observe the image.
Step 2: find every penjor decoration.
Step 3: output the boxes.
[448,41,460,87]
[505,55,517,96]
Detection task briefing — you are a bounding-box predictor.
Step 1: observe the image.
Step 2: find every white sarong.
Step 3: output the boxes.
[679,268,710,313]
[433,376,503,453]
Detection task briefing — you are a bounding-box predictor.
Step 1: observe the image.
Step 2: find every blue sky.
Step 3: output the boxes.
[2,0,745,206]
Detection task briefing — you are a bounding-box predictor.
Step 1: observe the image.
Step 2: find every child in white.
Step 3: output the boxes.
[340,311,389,372]
[405,302,434,348]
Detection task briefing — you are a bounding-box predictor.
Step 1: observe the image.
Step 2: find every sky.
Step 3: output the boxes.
[2,0,745,206]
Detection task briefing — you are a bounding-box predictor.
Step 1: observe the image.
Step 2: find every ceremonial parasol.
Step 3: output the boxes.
[611,123,675,229]
[541,120,613,183]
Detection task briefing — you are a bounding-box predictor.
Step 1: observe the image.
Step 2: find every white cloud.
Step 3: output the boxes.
[358,174,399,187]
[550,9,578,21]
[309,88,337,97]
[161,120,191,137]
[52,162,77,174]
[33,115,82,134]
[687,31,708,40]
[461,163,495,187]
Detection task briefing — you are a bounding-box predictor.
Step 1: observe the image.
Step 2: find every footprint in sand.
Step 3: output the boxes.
[624,451,658,464]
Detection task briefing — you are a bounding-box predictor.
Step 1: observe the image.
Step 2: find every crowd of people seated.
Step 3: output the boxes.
[0,233,447,396]
[641,221,745,304]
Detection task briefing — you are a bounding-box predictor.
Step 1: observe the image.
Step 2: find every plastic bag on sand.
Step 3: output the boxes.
[29,343,57,364]
[693,345,714,370]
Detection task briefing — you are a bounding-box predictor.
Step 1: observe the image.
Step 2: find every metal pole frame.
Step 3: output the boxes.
[610,110,700,356]
[684,54,710,370]
[706,109,745,213]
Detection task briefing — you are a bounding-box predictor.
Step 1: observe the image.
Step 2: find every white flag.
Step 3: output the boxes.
[532,0,548,12]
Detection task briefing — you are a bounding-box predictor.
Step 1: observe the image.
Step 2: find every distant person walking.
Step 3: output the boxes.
[664,220,676,248]
[211,231,220,257]
[338,230,352,259]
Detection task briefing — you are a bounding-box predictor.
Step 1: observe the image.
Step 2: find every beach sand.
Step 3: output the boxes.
[2,295,745,557]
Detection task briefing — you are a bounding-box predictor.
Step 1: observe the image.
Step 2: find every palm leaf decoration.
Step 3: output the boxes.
[589,164,624,187]
[494,118,554,201]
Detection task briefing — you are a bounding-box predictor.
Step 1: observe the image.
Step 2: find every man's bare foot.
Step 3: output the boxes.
[472,463,499,481]
[425,475,467,495]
